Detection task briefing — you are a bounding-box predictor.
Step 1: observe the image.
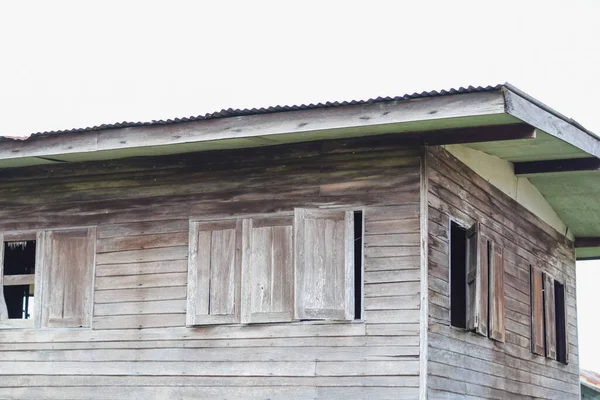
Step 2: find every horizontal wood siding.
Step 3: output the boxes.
[0,137,422,399]
[426,146,579,400]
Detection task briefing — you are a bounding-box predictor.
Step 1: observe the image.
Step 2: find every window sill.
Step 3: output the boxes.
[0,319,34,329]
[187,319,366,328]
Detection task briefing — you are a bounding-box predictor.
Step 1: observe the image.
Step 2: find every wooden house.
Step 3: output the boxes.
[0,84,596,399]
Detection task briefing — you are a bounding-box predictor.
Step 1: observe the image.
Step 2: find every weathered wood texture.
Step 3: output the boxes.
[425,146,579,399]
[0,137,422,399]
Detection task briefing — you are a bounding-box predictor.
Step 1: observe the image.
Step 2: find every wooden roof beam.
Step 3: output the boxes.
[575,237,600,249]
[514,158,600,176]
[418,123,535,146]
[504,85,600,159]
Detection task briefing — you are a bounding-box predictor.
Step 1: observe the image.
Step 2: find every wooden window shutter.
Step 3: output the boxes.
[241,215,294,323]
[543,272,557,360]
[294,209,354,321]
[530,265,545,356]
[466,223,488,336]
[488,241,505,342]
[187,219,242,325]
[41,228,95,328]
[0,233,7,321]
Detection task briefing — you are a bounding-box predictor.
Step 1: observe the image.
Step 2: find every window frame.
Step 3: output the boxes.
[449,219,468,329]
[448,218,505,342]
[187,208,365,327]
[530,264,569,364]
[0,227,96,330]
[0,231,43,329]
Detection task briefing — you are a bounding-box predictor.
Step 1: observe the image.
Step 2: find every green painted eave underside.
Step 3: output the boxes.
[576,247,600,260]
[465,130,591,162]
[528,170,600,259]
[529,171,600,238]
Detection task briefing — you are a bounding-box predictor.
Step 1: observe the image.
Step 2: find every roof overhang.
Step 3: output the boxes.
[0,84,599,259]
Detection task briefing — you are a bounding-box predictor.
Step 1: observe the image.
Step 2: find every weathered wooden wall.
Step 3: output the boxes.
[0,137,422,400]
[425,146,580,399]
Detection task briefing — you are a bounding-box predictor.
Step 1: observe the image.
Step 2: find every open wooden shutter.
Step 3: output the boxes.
[466,223,488,336]
[294,209,354,321]
[0,233,7,321]
[543,272,557,360]
[489,241,505,342]
[241,215,294,323]
[42,228,95,328]
[530,265,545,356]
[187,219,242,325]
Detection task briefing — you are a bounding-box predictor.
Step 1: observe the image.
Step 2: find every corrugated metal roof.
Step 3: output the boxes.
[0,84,504,142]
[582,369,600,391]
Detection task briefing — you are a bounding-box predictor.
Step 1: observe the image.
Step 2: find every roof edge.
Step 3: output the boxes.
[503,85,600,159]
[1,84,505,142]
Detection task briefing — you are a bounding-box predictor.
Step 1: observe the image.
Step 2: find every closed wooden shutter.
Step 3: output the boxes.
[530,265,545,356]
[466,223,488,336]
[543,272,557,360]
[42,228,95,328]
[294,209,354,321]
[241,216,294,323]
[187,220,242,325]
[489,241,505,342]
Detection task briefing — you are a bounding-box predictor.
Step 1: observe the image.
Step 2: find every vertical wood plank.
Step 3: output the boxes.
[272,225,294,315]
[240,219,252,324]
[186,221,199,326]
[530,265,545,356]
[83,227,96,328]
[476,233,489,337]
[465,223,479,331]
[419,151,428,400]
[0,234,6,320]
[489,241,504,342]
[210,228,236,315]
[196,230,212,316]
[544,272,557,360]
[47,232,66,323]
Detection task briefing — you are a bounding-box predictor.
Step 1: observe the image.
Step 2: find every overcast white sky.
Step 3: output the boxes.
[1,0,599,372]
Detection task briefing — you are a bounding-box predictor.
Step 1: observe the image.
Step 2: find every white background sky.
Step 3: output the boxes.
[1,0,599,372]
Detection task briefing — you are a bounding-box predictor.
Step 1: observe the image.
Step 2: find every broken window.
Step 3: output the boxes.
[2,240,36,320]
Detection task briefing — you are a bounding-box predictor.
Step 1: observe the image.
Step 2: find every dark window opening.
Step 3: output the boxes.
[3,240,36,319]
[353,211,363,320]
[450,221,467,328]
[555,281,568,364]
